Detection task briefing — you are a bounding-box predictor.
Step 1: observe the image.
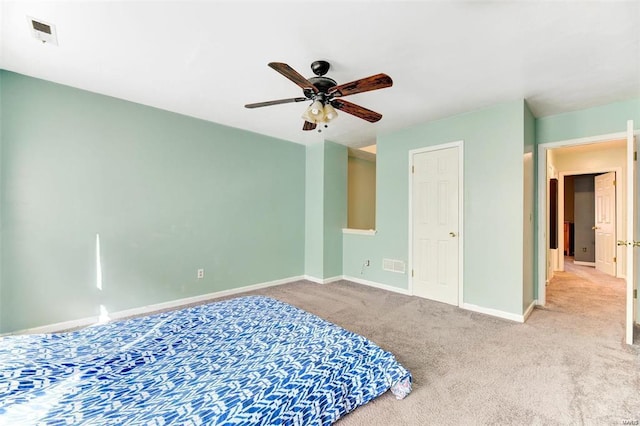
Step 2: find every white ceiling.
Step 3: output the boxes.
[1,1,639,147]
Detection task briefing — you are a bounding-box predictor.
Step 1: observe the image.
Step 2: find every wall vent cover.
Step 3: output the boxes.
[28,16,58,45]
[382,258,406,274]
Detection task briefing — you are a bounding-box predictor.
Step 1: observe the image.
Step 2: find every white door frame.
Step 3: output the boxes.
[625,120,635,345]
[408,140,464,306]
[537,130,638,306]
[556,168,623,276]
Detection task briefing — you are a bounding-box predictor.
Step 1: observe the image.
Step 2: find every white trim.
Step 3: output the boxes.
[407,140,464,307]
[341,228,377,236]
[462,303,526,323]
[625,120,635,345]
[536,128,640,306]
[6,317,93,336]
[539,131,630,150]
[573,260,596,267]
[523,300,538,321]
[4,275,305,336]
[537,144,548,305]
[346,275,532,322]
[303,275,342,284]
[343,275,412,295]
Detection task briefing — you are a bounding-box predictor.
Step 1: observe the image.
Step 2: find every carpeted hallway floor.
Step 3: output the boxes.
[242,260,639,425]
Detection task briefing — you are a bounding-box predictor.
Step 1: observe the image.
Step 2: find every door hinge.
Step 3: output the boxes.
[412,165,415,174]
[613,256,617,262]
[613,179,616,186]
[635,151,637,161]
[411,269,414,277]
[634,289,637,299]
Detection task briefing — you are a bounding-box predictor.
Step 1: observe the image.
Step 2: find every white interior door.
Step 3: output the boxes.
[624,120,636,345]
[594,172,616,276]
[412,146,459,305]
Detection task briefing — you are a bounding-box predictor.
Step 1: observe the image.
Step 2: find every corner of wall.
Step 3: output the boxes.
[304,142,325,278]
[524,100,536,150]
[323,141,347,277]
[523,99,536,310]
[303,140,348,280]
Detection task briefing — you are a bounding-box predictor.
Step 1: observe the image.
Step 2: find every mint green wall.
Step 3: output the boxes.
[536,98,640,144]
[3,67,637,332]
[304,141,346,280]
[304,143,324,278]
[536,97,640,324]
[344,100,527,315]
[322,141,347,278]
[0,71,305,333]
[0,72,3,332]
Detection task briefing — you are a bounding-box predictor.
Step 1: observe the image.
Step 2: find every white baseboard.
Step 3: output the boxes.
[573,261,596,267]
[462,303,525,323]
[7,275,305,336]
[344,276,534,324]
[523,299,538,321]
[303,275,343,284]
[343,276,534,323]
[342,275,412,296]
[6,317,94,336]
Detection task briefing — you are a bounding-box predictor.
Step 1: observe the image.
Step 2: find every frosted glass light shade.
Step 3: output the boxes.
[301,108,316,123]
[302,100,325,123]
[310,100,324,115]
[323,103,338,122]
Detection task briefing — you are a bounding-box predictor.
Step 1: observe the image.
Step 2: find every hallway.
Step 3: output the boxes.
[545,257,630,342]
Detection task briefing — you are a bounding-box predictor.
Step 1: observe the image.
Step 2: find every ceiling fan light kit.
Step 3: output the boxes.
[302,99,326,123]
[245,60,392,131]
[301,97,338,124]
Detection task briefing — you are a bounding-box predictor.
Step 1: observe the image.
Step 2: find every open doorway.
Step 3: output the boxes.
[547,140,626,279]
[563,172,618,275]
[537,126,637,345]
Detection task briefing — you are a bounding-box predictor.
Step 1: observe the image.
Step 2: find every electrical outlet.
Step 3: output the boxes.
[197,268,205,279]
[360,259,371,275]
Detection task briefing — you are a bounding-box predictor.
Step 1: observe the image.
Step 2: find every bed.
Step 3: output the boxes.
[0,296,411,425]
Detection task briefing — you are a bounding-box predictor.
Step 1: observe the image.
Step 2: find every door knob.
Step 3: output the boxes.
[592,226,600,230]
[449,232,457,237]
[617,240,640,247]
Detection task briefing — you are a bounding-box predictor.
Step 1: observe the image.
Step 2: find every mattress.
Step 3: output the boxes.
[0,295,411,425]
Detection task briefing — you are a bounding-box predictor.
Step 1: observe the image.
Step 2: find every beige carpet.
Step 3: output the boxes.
[234,261,640,425]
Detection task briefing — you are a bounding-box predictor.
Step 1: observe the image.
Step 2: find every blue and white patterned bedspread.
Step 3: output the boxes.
[0,296,411,425]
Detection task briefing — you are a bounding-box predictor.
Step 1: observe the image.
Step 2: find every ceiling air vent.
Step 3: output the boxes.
[28,16,58,45]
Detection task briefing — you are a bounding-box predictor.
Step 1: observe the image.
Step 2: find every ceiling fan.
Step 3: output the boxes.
[245,60,393,132]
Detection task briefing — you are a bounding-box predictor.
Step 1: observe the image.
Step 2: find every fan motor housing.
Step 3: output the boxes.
[307,76,337,96]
